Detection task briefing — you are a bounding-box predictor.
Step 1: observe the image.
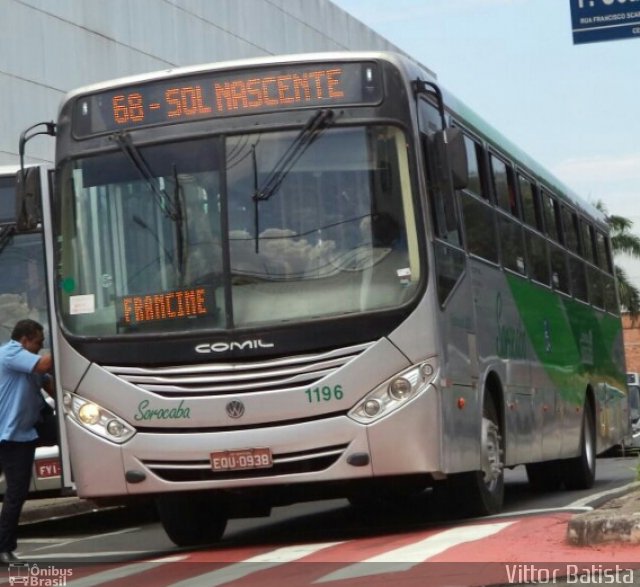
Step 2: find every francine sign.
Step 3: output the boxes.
[120,287,208,325]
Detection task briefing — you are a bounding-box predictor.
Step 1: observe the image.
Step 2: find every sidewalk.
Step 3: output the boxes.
[566,482,640,545]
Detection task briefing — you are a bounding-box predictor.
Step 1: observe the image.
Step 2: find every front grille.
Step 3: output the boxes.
[104,342,373,398]
[142,443,348,481]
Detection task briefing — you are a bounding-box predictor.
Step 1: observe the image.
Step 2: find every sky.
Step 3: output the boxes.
[332,0,640,288]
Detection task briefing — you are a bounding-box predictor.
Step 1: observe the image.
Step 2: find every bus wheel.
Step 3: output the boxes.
[156,491,228,547]
[562,401,596,490]
[439,393,504,517]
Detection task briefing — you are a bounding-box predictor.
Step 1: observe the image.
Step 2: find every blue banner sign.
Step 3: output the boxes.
[570,0,640,44]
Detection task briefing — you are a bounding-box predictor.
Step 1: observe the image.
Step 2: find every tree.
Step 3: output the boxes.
[596,201,640,317]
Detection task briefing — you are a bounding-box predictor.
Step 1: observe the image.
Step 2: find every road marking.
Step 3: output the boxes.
[170,542,343,587]
[26,527,141,553]
[55,556,187,587]
[489,506,592,518]
[315,522,513,582]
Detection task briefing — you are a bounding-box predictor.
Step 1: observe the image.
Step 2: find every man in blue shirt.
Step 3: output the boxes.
[0,319,53,563]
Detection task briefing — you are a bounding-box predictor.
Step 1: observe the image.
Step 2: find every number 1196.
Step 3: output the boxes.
[305,385,344,403]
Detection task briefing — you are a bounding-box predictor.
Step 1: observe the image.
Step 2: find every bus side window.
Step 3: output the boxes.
[549,243,570,294]
[541,190,562,243]
[490,154,517,217]
[561,205,580,255]
[595,230,613,273]
[419,99,461,246]
[463,134,484,198]
[580,219,596,265]
[459,134,497,262]
[525,229,550,285]
[461,193,498,263]
[518,175,542,231]
[560,205,588,303]
[498,212,525,275]
[570,257,589,303]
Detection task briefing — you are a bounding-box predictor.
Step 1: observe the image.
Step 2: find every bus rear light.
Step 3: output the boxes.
[348,360,437,424]
[63,392,135,444]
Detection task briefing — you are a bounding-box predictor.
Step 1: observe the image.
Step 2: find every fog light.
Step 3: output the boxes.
[363,399,381,416]
[389,377,412,400]
[78,403,100,425]
[107,419,126,437]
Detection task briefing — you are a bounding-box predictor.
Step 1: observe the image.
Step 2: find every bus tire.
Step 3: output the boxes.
[156,491,228,547]
[561,400,596,490]
[440,393,504,517]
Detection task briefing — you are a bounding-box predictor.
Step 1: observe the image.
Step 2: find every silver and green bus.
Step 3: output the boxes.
[24,52,628,545]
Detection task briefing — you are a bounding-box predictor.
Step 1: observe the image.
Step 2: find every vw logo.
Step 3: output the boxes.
[226,400,245,419]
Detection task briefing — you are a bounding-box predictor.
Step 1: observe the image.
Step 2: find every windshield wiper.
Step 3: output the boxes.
[251,109,335,252]
[171,164,186,281]
[253,109,335,202]
[109,131,180,221]
[109,132,187,282]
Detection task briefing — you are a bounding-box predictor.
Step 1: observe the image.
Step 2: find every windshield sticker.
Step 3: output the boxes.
[69,294,95,315]
[397,267,411,285]
[62,277,76,293]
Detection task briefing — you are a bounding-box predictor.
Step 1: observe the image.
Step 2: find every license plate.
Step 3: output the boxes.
[210,448,273,471]
[35,458,61,479]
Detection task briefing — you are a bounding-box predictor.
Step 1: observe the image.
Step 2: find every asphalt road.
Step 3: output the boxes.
[15,455,639,563]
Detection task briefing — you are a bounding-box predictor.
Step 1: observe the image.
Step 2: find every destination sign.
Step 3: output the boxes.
[570,0,640,44]
[72,62,382,137]
[118,286,211,326]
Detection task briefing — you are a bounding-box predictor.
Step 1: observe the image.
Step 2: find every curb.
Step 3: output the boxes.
[567,482,640,546]
[19,497,103,526]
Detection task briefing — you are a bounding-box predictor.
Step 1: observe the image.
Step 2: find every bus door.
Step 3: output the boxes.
[417,96,474,391]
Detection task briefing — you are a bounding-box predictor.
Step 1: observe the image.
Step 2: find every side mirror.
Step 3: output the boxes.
[433,127,468,191]
[15,167,43,231]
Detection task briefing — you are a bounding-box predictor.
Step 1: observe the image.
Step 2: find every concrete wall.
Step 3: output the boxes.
[0,0,402,166]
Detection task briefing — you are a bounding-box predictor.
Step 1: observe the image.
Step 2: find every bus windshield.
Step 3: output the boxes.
[57,124,420,336]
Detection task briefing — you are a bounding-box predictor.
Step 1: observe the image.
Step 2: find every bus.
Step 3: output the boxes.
[625,373,640,450]
[0,164,62,495]
[20,51,628,545]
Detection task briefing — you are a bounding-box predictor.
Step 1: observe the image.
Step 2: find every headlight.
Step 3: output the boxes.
[348,360,437,424]
[63,392,135,444]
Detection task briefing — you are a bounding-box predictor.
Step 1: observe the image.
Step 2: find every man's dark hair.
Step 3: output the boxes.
[11,319,44,341]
